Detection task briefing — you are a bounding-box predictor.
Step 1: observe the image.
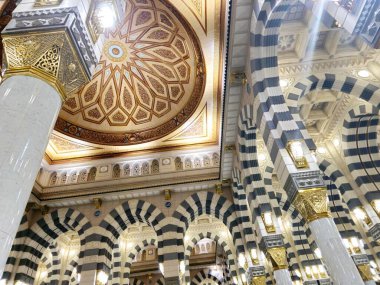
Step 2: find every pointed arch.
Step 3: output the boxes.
[184,231,237,283]
[171,191,244,261]
[120,238,157,285]
[86,200,165,271]
[15,208,91,283]
[190,269,223,285]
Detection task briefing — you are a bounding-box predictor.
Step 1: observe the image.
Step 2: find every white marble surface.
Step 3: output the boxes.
[0,75,61,276]
[309,217,365,285]
[365,281,376,285]
[273,269,292,285]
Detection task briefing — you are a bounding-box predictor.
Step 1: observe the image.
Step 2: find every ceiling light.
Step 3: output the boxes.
[353,207,372,226]
[159,263,164,275]
[96,270,109,285]
[241,273,247,283]
[317,147,326,154]
[370,260,378,269]
[258,153,266,161]
[286,140,308,168]
[179,260,185,274]
[314,248,322,259]
[333,138,340,147]
[0,280,6,285]
[280,79,289,87]
[97,4,116,29]
[371,200,380,215]
[358,69,370,78]
[40,269,48,279]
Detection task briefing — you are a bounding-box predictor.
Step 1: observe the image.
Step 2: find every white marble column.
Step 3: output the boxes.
[273,269,292,285]
[309,217,365,285]
[0,75,61,276]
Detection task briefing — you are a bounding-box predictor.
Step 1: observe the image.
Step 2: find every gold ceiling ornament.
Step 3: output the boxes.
[252,275,266,285]
[164,189,171,200]
[266,246,288,270]
[292,187,331,223]
[2,31,88,101]
[357,264,374,281]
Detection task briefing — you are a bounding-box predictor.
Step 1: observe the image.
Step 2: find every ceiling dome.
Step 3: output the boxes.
[55,0,205,145]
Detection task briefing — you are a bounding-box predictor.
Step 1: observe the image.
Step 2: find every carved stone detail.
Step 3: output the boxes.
[2,7,99,99]
[3,32,88,100]
[259,234,285,250]
[284,171,325,203]
[369,223,380,242]
[292,187,331,223]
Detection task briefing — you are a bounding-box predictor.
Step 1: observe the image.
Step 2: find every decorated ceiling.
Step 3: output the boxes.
[46,0,225,162]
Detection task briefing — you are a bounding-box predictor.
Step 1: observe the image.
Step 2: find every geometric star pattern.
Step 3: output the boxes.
[56,0,205,145]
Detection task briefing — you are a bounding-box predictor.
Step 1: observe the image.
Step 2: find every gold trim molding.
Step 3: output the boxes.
[3,31,88,101]
[34,0,63,7]
[293,187,331,223]
[266,246,288,270]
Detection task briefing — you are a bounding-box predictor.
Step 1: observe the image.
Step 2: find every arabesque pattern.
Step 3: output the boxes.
[57,0,205,145]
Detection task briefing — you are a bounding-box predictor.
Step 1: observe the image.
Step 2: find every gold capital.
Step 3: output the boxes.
[3,32,88,101]
[293,187,331,223]
[266,246,288,270]
[357,264,373,281]
[252,275,266,285]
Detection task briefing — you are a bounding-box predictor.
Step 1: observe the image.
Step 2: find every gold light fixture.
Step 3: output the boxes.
[238,253,248,270]
[250,248,259,264]
[353,207,372,226]
[262,212,275,233]
[371,200,380,216]
[286,140,309,168]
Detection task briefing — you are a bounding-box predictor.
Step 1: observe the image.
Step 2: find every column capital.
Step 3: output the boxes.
[258,234,288,270]
[352,254,374,282]
[357,264,373,282]
[266,246,288,270]
[247,265,266,285]
[2,3,100,101]
[292,187,331,223]
[251,275,266,285]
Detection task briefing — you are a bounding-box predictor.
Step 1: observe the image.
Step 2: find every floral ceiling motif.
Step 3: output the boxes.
[56,0,205,145]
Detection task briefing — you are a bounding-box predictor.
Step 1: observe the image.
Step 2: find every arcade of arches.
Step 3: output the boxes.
[0,0,380,285]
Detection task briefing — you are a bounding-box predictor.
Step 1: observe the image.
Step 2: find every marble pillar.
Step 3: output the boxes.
[0,75,61,276]
[309,217,365,285]
[273,269,292,285]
